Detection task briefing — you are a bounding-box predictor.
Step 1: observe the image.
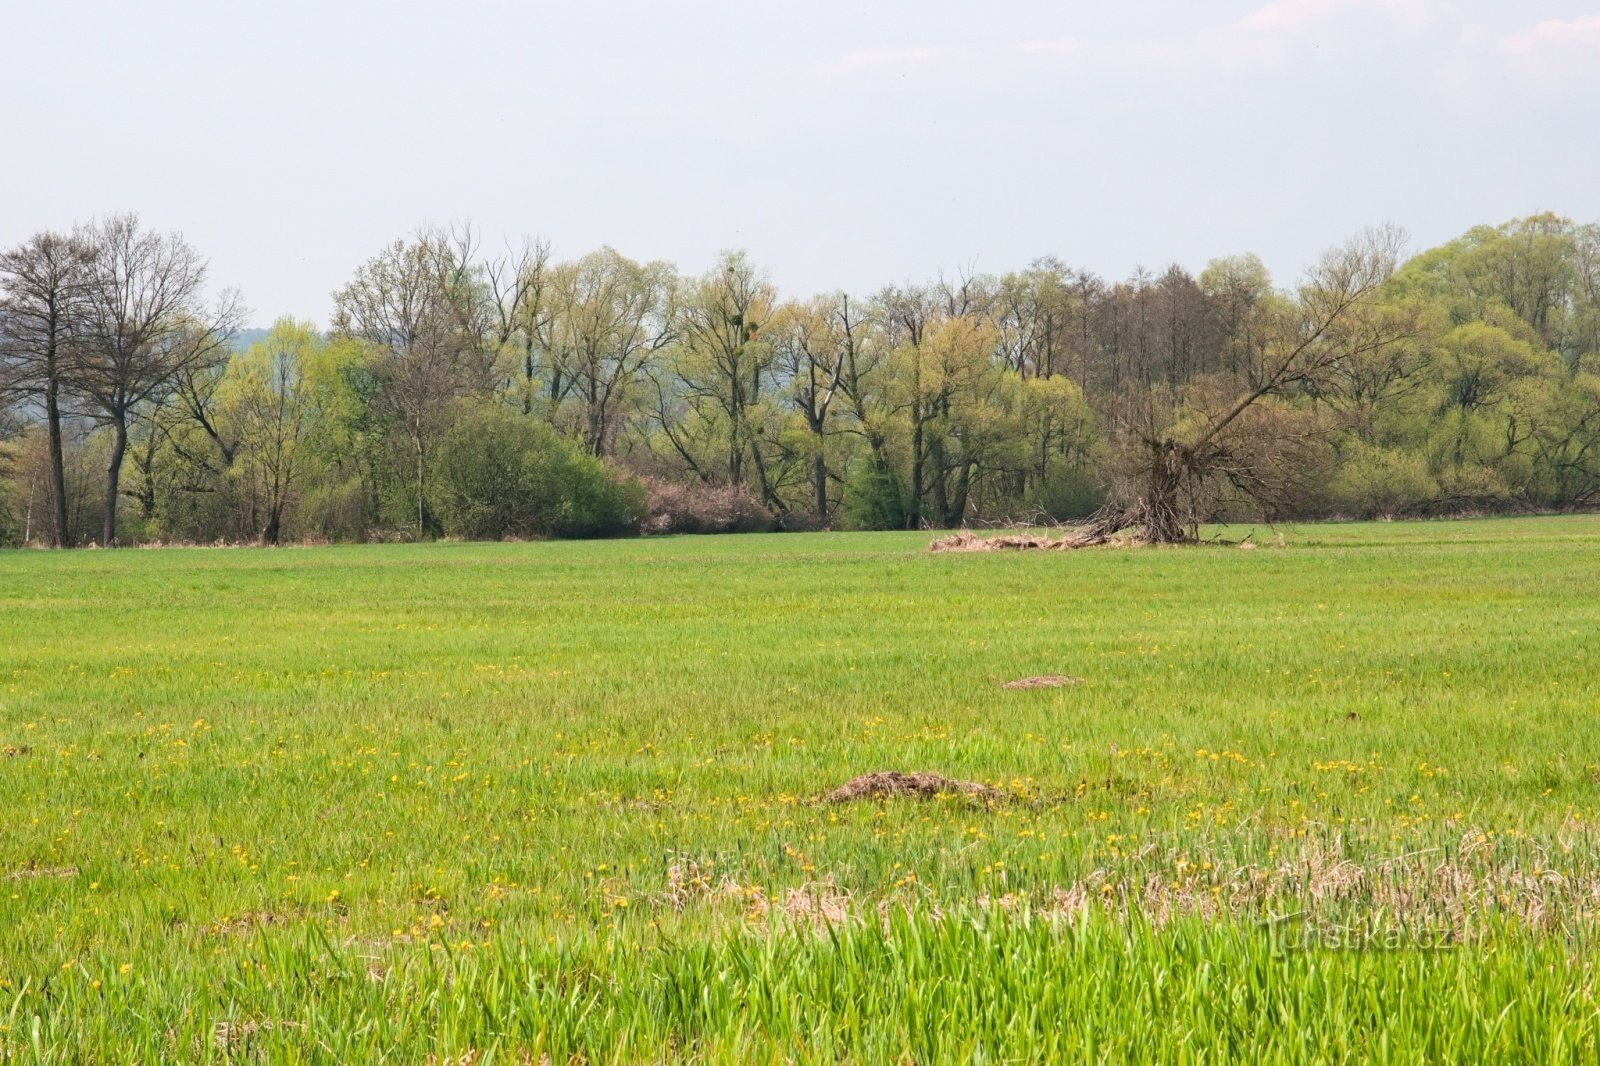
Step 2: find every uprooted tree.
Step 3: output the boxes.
[1078,226,1422,544]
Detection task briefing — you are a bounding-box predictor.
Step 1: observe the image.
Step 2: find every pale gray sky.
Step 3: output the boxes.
[5,0,1598,325]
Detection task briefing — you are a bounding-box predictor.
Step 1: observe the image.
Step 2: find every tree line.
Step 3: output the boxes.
[2,212,1598,547]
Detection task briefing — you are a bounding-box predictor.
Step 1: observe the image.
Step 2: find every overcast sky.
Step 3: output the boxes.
[5,0,1598,325]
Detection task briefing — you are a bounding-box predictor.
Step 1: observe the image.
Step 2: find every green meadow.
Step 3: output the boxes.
[3,517,1600,1062]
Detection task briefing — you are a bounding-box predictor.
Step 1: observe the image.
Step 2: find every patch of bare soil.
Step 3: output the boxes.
[825,771,1003,804]
[1001,675,1083,689]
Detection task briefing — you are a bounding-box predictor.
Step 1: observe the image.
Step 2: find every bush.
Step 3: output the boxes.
[0,447,19,547]
[300,478,373,543]
[642,479,777,535]
[1030,465,1106,521]
[1328,444,1438,518]
[1434,464,1513,511]
[840,459,907,531]
[432,407,644,540]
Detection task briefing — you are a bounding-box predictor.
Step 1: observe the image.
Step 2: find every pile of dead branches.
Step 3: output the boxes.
[928,527,1117,552]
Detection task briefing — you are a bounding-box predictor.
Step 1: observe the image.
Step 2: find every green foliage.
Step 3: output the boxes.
[0,437,20,546]
[840,457,907,530]
[430,403,644,539]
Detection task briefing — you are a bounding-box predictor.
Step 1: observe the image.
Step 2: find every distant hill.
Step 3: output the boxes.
[228,328,273,352]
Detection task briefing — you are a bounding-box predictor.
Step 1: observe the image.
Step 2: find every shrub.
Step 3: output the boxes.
[1030,465,1107,521]
[840,459,907,531]
[432,407,644,540]
[641,478,777,535]
[1328,444,1438,518]
[300,478,374,543]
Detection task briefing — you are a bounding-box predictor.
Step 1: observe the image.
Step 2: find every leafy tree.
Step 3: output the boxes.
[886,311,1007,527]
[215,319,319,543]
[545,248,674,456]
[768,294,858,519]
[656,252,781,502]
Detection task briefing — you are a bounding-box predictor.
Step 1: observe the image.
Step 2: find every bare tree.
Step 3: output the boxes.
[0,230,95,546]
[331,228,495,535]
[481,237,553,416]
[1083,226,1419,543]
[70,215,242,546]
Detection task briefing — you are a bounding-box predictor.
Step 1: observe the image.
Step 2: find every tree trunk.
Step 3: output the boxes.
[908,412,924,530]
[1139,442,1188,543]
[811,440,827,520]
[945,461,972,527]
[44,375,69,547]
[1078,439,1191,545]
[523,349,535,416]
[102,415,128,546]
[415,438,427,537]
[727,403,743,487]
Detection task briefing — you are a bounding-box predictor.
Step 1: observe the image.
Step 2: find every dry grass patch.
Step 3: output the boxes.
[6,863,77,881]
[1001,675,1083,689]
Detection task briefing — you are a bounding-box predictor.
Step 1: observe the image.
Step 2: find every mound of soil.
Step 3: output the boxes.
[825,771,1002,804]
[1001,675,1083,689]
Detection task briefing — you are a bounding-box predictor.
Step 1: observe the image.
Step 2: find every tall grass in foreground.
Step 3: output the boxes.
[9,911,1600,1062]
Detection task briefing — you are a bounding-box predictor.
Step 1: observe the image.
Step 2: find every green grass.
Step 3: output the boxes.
[3,517,1600,1061]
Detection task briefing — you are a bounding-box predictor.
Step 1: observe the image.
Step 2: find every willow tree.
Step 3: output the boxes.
[661,251,779,499]
[769,294,857,519]
[218,319,319,543]
[545,247,675,456]
[1085,226,1420,543]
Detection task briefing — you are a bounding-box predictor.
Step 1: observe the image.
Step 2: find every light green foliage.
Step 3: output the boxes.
[430,403,645,539]
[1328,442,1438,517]
[657,251,784,500]
[3,519,1600,1058]
[214,319,320,543]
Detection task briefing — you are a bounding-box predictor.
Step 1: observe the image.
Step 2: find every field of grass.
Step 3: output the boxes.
[3,516,1600,1061]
